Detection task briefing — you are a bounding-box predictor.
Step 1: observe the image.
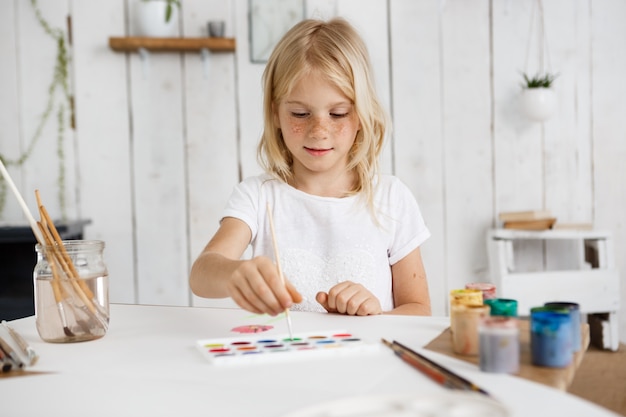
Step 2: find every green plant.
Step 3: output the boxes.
[164,0,180,22]
[143,0,181,23]
[0,0,72,220]
[522,72,558,89]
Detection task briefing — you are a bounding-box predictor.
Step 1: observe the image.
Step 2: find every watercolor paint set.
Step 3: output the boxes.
[196,329,380,365]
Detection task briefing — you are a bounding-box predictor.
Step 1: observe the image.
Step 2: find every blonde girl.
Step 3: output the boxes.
[190,17,431,316]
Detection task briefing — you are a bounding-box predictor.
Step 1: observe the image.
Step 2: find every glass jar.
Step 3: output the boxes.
[479,316,519,374]
[449,289,483,333]
[34,240,109,343]
[451,303,490,356]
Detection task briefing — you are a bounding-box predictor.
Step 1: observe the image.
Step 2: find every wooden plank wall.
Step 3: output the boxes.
[0,0,624,340]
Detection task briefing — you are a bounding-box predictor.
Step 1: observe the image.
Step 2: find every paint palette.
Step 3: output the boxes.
[196,330,380,365]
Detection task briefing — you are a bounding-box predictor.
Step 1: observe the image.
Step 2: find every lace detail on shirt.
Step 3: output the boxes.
[281,248,377,313]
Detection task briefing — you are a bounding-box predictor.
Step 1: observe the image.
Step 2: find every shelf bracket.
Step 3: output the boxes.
[138,47,150,79]
[200,48,210,79]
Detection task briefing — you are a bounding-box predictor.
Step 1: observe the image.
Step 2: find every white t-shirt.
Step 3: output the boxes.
[222,174,430,312]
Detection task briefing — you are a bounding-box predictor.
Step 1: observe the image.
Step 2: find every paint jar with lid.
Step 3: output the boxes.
[451,303,490,356]
[544,302,581,352]
[479,316,519,374]
[484,298,518,317]
[449,288,483,307]
[465,282,496,300]
[449,289,483,334]
[34,240,110,343]
[530,306,572,368]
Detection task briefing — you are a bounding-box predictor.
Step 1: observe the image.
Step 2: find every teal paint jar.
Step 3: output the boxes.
[484,298,518,317]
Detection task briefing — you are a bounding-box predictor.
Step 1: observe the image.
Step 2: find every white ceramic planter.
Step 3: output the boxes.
[135,1,178,37]
[521,87,557,122]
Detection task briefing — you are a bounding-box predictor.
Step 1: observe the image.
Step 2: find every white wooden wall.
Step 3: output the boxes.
[1,0,625,342]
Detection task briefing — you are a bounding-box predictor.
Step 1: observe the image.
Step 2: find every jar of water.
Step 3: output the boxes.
[34,240,109,343]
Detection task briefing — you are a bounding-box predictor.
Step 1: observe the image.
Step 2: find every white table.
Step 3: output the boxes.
[1,304,620,417]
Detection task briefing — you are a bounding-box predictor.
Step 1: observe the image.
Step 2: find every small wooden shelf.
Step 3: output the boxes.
[108,37,236,53]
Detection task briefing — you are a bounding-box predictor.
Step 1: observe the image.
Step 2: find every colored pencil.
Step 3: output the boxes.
[381,338,490,396]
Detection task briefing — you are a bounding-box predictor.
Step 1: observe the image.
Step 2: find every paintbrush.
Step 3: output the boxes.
[35,191,108,331]
[0,159,43,243]
[37,221,77,337]
[266,203,294,341]
[0,160,76,337]
[381,338,490,396]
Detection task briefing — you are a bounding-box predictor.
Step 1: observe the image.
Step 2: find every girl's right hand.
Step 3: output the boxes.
[226,256,302,316]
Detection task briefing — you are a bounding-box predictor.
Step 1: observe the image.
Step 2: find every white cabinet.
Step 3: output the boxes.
[487,228,620,350]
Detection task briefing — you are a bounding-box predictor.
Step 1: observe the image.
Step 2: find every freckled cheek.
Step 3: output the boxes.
[330,121,358,138]
[332,124,348,135]
[288,120,306,135]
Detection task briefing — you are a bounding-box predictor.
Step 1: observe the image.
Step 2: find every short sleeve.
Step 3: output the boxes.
[221,176,263,241]
[385,177,431,265]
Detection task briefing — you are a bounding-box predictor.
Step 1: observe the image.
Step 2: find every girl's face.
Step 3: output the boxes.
[274,71,360,184]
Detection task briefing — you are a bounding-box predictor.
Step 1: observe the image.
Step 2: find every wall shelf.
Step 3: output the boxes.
[108,37,236,53]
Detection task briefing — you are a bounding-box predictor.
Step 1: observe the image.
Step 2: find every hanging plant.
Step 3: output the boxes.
[520,0,558,122]
[520,72,558,122]
[0,0,73,220]
[522,72,558,89]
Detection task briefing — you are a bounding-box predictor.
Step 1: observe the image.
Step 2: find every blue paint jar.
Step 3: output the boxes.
[530,307,573,368]
[544,302,581,352]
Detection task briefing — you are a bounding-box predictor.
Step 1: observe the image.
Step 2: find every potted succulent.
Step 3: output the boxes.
[520,72,558,122]
[135,0,181,37]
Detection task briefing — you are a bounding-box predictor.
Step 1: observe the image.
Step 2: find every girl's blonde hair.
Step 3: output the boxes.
[257,17,389,209]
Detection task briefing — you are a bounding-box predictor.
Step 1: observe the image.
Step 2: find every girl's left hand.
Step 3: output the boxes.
[315,281,382,316]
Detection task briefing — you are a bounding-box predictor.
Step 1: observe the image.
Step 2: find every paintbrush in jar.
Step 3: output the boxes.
[266,203,294,340]
[0,160,76,337]
[36,221,77,337]
[35,191,108,331]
